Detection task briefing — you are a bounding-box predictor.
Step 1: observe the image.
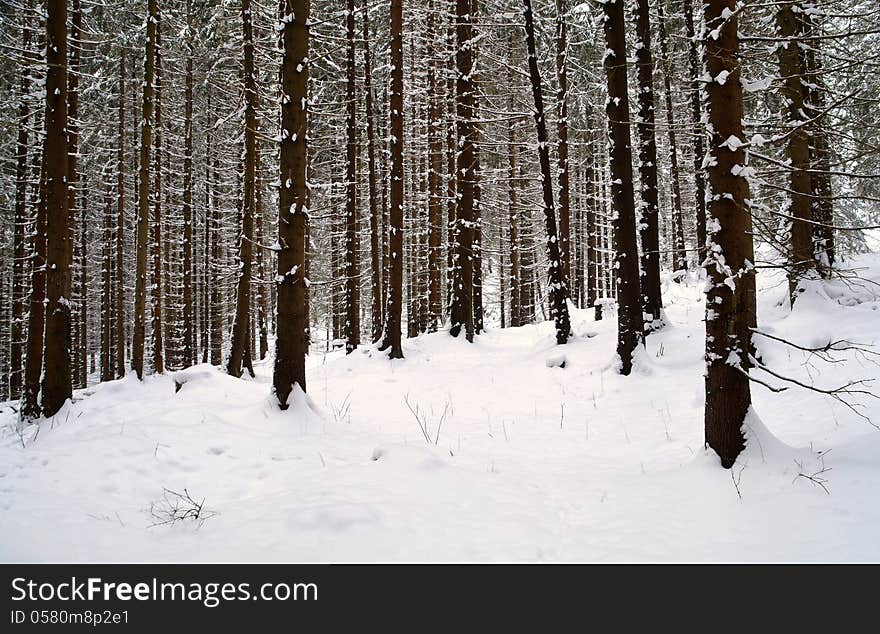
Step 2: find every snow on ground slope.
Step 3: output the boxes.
[2,256,880,562]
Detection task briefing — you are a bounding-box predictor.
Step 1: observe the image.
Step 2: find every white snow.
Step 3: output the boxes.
[3,257,880,562]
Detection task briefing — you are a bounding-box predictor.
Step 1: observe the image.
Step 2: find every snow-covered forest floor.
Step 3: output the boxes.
[3,256,880,562]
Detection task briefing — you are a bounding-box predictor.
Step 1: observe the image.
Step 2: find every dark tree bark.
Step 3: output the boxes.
[273,0,310,407]
[703,0,754,468]
[522,0,571,345]
[379,0,405,358]
[776,2,814,304]
[228,0,257,377]
[601,0,645,373]
[362,5,383,342]
[132,0,157,380]
[41,0,72,417]
[449,0,476,342]
[343,0,361,354]
[633,0,662,327]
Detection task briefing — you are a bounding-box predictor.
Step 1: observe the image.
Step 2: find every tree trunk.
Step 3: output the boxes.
[426,0,443,333]
[555,0,571,290]
[343,0,361,354]
[22,152,47,419]
[683,0,707,264]
[633,0,662,327]
[450,0,475,342]
[255,153,269,360]
[41,0,72,417]
[101,170,113,382]
[10,20,31,399]
[656,0,687,279]
[703,0,753,468]
[115,51,126,377]
[78,174,88,386]
[379,0,405,358]
[803,14,833,269]
[522,0,571,345]
[507,96,521,328]
[601,0,644,374]
[132,0,157,380]
[360,5,383,343]
[67,0,82,388]
[273,0,310,407]
[776,2,814,305]
[151,18,165,375]
[228,0,257,377]
[182,3,194,368]
[445,6,456,315]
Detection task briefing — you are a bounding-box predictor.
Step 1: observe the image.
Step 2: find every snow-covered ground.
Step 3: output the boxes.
[2,256,880,562]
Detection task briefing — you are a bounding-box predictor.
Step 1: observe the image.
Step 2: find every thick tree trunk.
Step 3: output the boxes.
[522,0,571,345]
[703,0,754,468]
[601,0,644,374]
[132,0,157,380]
[41,0,72,417]
[449,0,475,342]
[379,0,405,358]
[633,0,662,327]
[273,0,310,406]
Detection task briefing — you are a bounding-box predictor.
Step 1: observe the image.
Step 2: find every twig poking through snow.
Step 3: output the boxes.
[148,488,217,528]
